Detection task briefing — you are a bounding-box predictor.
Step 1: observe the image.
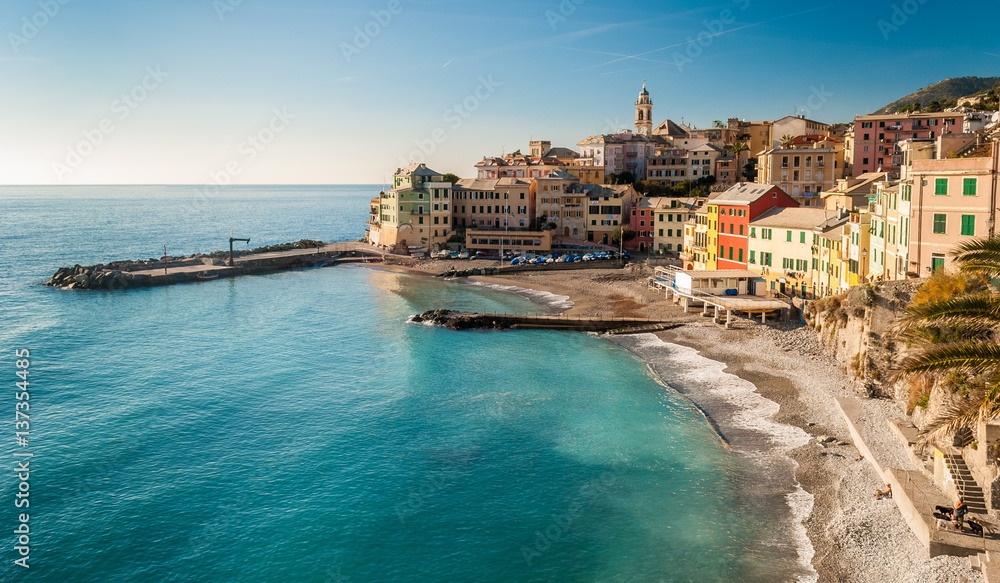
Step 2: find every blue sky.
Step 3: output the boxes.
[1,0,997,185]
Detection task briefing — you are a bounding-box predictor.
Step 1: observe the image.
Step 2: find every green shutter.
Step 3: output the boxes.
[786,230,792,242]
[963,178,977,196]
[961,215,975,236]
[800,232,805,244]
[749,250,756,264]
[739,248,744,262]
[933,214,947,234]
[935,178,948,195]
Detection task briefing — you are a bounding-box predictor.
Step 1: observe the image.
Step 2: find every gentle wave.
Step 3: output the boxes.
[462,280,574,314]
[610,333,818,583]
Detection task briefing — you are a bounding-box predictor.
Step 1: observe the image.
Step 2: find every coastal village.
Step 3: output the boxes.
[366,83,1000,301]
[363,82,1000,580]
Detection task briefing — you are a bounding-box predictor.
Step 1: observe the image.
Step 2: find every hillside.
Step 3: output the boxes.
[874,76,1000,115]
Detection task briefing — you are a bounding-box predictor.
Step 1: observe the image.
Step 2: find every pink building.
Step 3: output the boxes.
[907,141,999,274]
[852,112,962,178]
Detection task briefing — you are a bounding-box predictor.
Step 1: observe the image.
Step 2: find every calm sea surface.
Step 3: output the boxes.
[0,186,812,582]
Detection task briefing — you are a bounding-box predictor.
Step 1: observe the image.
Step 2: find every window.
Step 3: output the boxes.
[763,252,772,266]
[750,227,756,238]
[933,214,947,234]
[935,178,948,195]
[932,255,945,272]
[786,230,792,242]
[961,215,975,236]
[800,232,806,244]
[728,247,733,260]
[739,225,744,236]
[658,229,663,236]
[738,248,743,262]
[963,178,977,196]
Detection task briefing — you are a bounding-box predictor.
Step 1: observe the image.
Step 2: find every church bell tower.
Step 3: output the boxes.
[635,81,653,136]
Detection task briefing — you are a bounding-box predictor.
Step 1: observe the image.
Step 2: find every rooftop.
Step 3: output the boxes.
[712,182,783,205]
[751,207,838,229]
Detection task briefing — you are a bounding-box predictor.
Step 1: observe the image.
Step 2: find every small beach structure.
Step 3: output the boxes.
[652,267,790,327]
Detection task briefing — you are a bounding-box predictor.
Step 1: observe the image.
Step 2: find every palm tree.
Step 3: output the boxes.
[725,141,749,183]
[780,134,795,148]
[895,236,1000,438]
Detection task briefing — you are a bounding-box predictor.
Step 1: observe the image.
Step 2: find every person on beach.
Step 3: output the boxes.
[874,483,892,500]
[953,497,968,531]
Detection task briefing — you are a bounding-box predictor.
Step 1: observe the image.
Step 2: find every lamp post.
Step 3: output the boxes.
[861,248,868,283]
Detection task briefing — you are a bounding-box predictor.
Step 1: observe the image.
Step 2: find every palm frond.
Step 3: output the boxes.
[896,293,1000,333]
[919,383,1000,441]
[896,342,1000,376]
[953,236,1000,278]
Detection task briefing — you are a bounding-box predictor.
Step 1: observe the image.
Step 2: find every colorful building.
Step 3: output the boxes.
[746,207,840,297]
[756,145,837,207]
[851,112,963,178]
[367,163,453,253]
[712,183,800,270]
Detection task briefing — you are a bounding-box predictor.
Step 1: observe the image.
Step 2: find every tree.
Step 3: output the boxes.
[441,173,460,184]
[611,225,636,245]
[780,134,795,149]
[742,157,759,182]
[605,171,636,185]
[725,142,749,183]
[895,236,1000,439]
[528,216,549,231]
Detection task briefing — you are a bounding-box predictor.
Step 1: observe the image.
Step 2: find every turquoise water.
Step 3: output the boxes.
[0,186,804,582]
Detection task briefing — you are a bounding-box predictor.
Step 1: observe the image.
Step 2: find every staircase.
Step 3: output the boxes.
[971,552,1000,582]
[943,452,988,513]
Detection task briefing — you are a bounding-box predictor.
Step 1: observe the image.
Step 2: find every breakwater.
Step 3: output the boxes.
[44,240,385,290]
[412,309,678,332]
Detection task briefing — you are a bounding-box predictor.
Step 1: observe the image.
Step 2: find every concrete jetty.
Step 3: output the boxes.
[44,241,387,291]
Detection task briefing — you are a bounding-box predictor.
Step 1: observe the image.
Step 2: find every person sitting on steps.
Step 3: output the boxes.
[874,483,892,500]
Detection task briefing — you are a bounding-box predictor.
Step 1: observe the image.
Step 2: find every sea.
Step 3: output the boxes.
[0,185,814,582]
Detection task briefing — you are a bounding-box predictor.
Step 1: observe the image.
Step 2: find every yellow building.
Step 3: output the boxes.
[757,145,837,207]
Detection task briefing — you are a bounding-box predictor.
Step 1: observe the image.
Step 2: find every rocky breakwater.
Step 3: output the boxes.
[44,238,332,291]
[412,310,510,330]
[45,264,150,290]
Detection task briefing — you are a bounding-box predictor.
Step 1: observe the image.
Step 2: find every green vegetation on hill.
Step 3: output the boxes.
[875,76,1000,114]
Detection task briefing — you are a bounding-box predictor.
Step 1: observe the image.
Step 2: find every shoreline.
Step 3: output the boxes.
[375,261,983,582]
